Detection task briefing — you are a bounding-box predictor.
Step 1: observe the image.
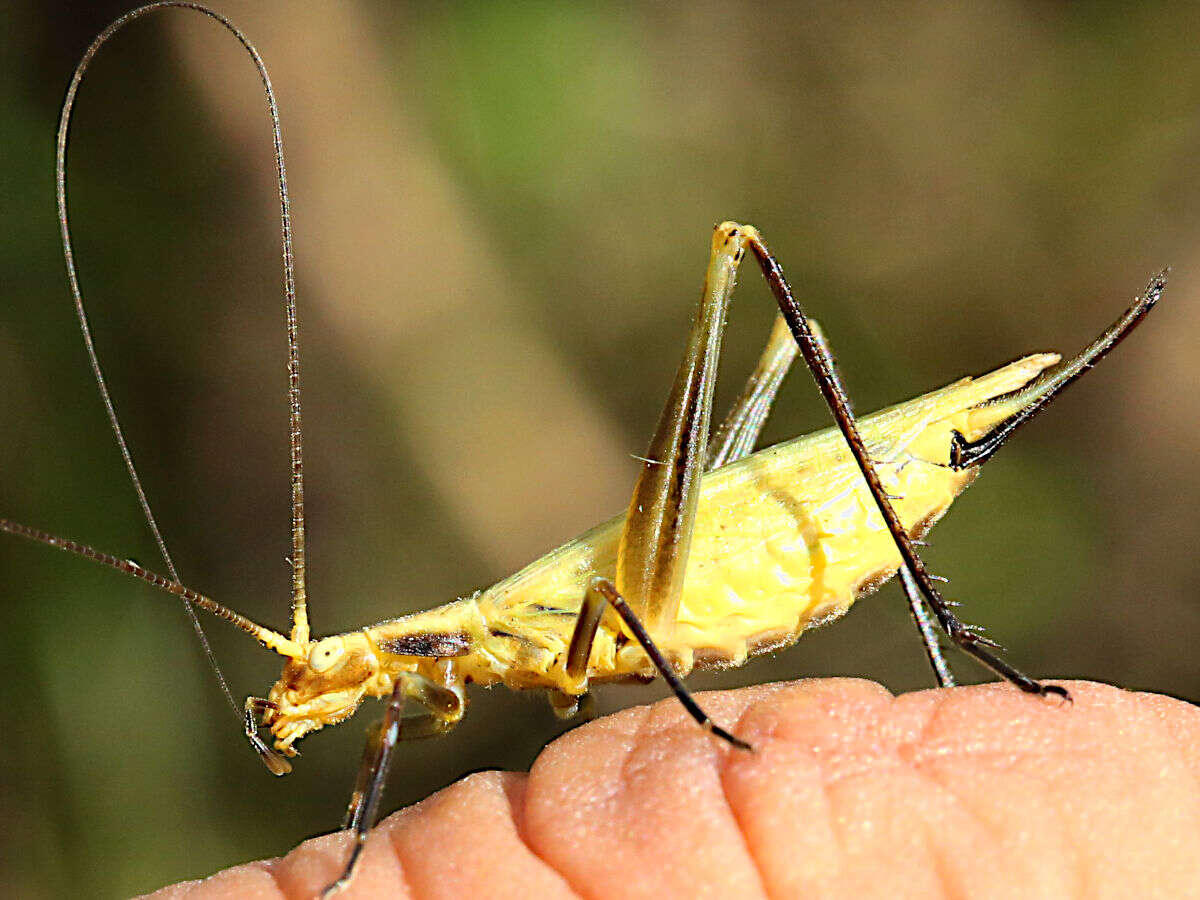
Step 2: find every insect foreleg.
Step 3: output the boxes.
[326,671,464,897]
[244,697,293,775]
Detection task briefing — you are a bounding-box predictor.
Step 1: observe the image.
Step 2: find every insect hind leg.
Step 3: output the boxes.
[573,577,752,750]
[742,225,1067,700]
[705,315,858,473]
[616,223,750,635]
[898,567,956,688]
[586,224,760,749]
[702,301,958,689]
[704,312,798,471]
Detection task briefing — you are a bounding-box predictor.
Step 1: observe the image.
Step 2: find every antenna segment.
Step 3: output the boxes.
[55,2,309,716]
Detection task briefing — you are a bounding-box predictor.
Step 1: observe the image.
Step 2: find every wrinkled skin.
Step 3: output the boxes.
[146,679,1200,899]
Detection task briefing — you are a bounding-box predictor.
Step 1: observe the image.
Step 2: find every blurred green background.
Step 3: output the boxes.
[2,1,1199,896]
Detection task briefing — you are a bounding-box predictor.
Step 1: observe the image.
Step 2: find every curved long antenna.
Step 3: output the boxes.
[0,519,302,658]
[56,2,311,715]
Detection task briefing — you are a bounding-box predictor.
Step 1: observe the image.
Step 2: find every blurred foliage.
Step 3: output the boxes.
[2,1,1200,896]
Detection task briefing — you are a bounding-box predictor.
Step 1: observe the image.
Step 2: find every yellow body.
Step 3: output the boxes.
[264,350,1060,754]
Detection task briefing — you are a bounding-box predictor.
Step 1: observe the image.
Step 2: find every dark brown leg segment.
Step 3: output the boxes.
[324,673,463,896]
[698,304,957,688]
[545,586,610,719]
[555,576,749,748]
[588,577,751,750]
[745,227,1093,699]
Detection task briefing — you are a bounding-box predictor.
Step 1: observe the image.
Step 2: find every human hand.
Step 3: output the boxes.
[146,679,1200,899]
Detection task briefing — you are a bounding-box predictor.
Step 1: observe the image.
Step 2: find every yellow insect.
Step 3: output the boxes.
[0,3,1165,896]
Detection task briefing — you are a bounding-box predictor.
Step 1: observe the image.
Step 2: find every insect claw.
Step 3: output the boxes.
[711,723,754,752]
[1040,683,1073,706]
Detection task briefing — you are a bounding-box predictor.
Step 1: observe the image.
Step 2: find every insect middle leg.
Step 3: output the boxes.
[324,670,464,897]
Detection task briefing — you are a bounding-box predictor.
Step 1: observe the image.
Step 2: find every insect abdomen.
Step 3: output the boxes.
[486,352,1061,680]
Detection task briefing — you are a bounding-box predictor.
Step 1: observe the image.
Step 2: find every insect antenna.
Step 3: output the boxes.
[0,518,302,659]
[54,3,310,724]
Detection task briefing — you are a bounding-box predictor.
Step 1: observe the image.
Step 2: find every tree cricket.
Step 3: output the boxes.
[0,3,1166,896]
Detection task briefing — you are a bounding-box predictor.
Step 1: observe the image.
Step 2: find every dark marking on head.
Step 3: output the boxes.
[378,632,470,658]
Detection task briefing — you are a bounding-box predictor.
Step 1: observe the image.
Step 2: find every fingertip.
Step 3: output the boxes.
[139,859,284,899]
[144,679,1200,900]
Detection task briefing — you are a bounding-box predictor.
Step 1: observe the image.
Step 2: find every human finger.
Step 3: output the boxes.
[146,678,1200,899]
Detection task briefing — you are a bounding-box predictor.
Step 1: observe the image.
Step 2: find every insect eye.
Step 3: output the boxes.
[308,638,346,673]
